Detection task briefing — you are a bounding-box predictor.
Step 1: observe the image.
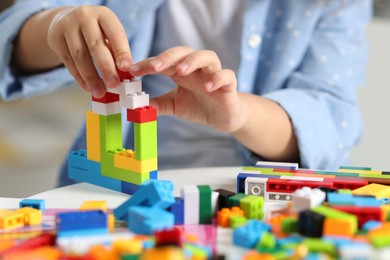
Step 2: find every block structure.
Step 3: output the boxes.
[68,74,158,194]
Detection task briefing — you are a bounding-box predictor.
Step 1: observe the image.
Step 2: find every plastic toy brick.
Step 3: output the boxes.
[323,218,354,237]
[312,205,358,234]
[362,220,382,232]
[327,193,355,205]
[316,170,359,177]
[19,199,46,211]
[227,193,247,208]
[140,246,185,260]
[120,91,149,109]
[114,150,157,174]
[127,206,174,235]
[114,180,175,220]
[92,92,120,103]
[302,238,336,257]
[339,166,372,171]
[240,195,264,220]
[352,183,390,199]
[233,220,271,249]
[57,210,108,231]
[181,185,199,225]
[99,113,122,153]
[86,110,101,162]
[266,191,294,202]
[154,227,183,247]
[266,178,333,193]
[127,106,157,123]
[121,181,140,195]
[241,166,275,173]
[108,78,141,96]
[244,177,269,197]
[197,185,212,224]
[79,201,107,212]
[238,172,278,194]
[255,231,277,252]
[92,101,121,116]
[229,215,247,229]
[217,207,244,227]
[112,238,143,255]
[59,227,109,238]
[134,121,157,160]
[291,187,325,211]
[149,170,158,180]
[0,233,56,257]
[214,189,235,211]
[184,243,211,259]
[332,177,368,190]
[298,209,324,238]
[0,209,24,230]
[169,198,184,225]
[281,216,298,234]
[255,161,298,169]
[331,205,382,228]
[361,176,390,185]
[117,69,134,81]
[15,207,42,226]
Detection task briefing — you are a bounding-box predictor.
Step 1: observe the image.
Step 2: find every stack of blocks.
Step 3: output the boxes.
[68,71,158,194]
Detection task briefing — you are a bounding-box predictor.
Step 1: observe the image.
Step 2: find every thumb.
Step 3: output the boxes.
[150,91,175,116]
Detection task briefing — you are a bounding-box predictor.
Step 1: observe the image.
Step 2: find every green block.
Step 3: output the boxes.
[229,215,247,229]
[281,217,298,234]
[101,151,150,185]
[339,166,371,171]
[242,167,275,173]
[227,193,247,208]
[312,205,358,234]
[370,236,390,248]
[303,238,336,256]
[316,171,359,177]
[122,255,139,260]
[338,189,352,194]
[99,114,122,153]
[134,121,157,160]
[270,171,293,176]
[197,185,212,224]
[184,244,208,258]
[256,231,276,252]
[359,173,390,179]
[240,195,264,220]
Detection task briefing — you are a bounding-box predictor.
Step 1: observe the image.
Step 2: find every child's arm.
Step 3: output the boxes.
[129,46,299,162]
[12,5,132,98]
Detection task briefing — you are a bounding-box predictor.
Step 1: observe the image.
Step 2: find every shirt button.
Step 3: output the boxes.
[248,34,262,48]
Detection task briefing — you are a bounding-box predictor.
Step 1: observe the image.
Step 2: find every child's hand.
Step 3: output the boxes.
[129,46,246,133]
[47,6,133,98]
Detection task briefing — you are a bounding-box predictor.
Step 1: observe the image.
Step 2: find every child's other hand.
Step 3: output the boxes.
[47,6,132,98]
[129,46,246,133]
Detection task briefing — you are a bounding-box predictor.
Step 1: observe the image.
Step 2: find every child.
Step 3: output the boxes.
[0,0,371,186]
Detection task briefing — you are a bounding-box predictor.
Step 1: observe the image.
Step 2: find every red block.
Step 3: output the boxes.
[266,179,333,193]
[127,106,157,123]
[92,92,120,103]
[117,69,134,81]
[332,178,368,190]
[154,227,183,247]
[331,206,382,228]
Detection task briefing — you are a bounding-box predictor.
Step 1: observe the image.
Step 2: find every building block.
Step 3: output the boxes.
[134,121,157,160]
[281,216,298,234]
[0,209,24,230]
[302,238,336,257]
[331,177,368,189]
[233,220,271,249]
[327,193,355,206]
[266,191,294,202]
[154,227,183,247]
[114,150,157,174]
[99,113,122,153]
[331,206,382,228]
[127,106,157,123]
[127,206,174,235]
[352,183,390,199]
[86,110,101,162]
[197,185,212,224]
[255,161,298,169]
[217,207,244,227]
[353,196,381,207]
[15,207,42,226]
[92,101,121,116]
[312,205,358,234]
[214,189,235,211]
[58,227,109,238]
[121,181,140,195]
[92,92,120,103]
[169,198,184,225]
[227,193,247,208]
[292,187,326,211]
[240,195,264,220]
[19,199,46,211]
[149,170,158,180]
[323,218,354,237]
[244,177,269,197]
[79,201,107,212]
[298,210,324,238]
[229,215,248,229]
[181,185,199,225]
[120,92,149,109]
[256,231,277,252]
[266,179,333,193]
[112,238,143,255]
[56,210,108,232]
[114,180,175,220]
[362,220,382,231]
[140,246,185,260]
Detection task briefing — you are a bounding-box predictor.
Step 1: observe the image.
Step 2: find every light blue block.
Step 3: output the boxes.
[128,206,174,235]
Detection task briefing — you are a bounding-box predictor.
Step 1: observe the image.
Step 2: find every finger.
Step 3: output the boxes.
[81,21,120,89]
[99,10,133,71]
[204,69,237,92]
[150,91,175,116]
[176,50,221,76]
[129,46,194,76]
[65,30,106,98]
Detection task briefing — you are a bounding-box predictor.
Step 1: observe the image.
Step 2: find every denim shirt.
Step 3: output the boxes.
[0,0,372,186]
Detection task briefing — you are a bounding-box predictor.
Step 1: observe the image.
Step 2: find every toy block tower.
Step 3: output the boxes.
[68,70,158,195]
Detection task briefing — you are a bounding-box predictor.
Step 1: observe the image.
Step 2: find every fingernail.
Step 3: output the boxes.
[204,81,214,91]
[119,60,131,70]
[106,75,118,88]
[129,64,140,72]
[92,88,103,98]
[150,59,163,70]
[177,62,189,74]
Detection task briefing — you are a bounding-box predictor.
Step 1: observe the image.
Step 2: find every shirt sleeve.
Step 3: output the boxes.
[0,0,101,101]
[262,0,372,170]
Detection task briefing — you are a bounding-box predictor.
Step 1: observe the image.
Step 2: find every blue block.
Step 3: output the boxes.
[68,150,122,192]
[149,170,158,180]
[170,198,184,225]
[233,220,271,249]
[277,235,303,247]
[379,198,390,205]
[237,172,280,193]
[19,199,46,211]
[323,236,355,248]
[58,227,108,238]
[128,206,174,235]
[114,180,175,220]
[57,210,107,231]
[255,165,297,170]
[327,193,355,205]
[121,181,140,195]
[362,220,382,231]
[353,197,381,207]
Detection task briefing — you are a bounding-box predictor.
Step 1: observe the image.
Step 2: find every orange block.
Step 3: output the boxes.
[243,251,275,260]
[87,244,118,260]
[323,218,354,237]
[4,246,61,260]
[0,210,24,230]
[369,222,390,237]
[140,246,185,260]
[293,173,336,178]
[217,207,244,227]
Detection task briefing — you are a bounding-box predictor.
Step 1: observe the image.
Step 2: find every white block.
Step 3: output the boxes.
[211,191,219,216]
[256,161,299,169]
[120,92,149,109]
[244,177,268,197]
[291,187,325,211]
[181,185,199,225]
[280,175,324,182]
[91,101,121,116]
[107,78,142,95]
[266,192,293,202]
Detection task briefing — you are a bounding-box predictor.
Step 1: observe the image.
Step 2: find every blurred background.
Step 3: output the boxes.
[1,1,390,197]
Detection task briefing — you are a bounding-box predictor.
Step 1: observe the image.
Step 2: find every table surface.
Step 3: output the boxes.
[0,167,242,209]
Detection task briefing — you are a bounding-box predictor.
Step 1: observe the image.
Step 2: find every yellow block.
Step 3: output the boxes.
[80,200,107,212]
[86,110,101,162]
[114,150,157,173]
[112,238,143,255]
[338,169,381,175]
[352,183,390,199]
[0,209,24,230]
[15,207,42,226]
